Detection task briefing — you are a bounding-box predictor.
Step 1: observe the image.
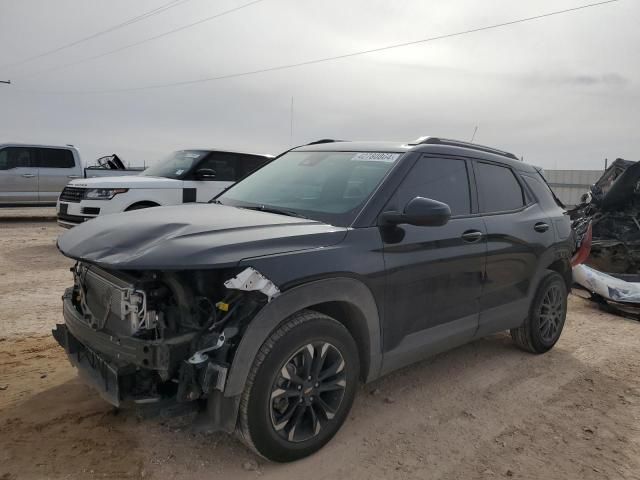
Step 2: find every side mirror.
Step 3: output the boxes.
[195,168,216,180]
[379,196,451,227]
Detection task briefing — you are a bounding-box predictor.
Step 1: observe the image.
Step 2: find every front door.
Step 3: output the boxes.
[381,155,487,373]
[0,146,39,204]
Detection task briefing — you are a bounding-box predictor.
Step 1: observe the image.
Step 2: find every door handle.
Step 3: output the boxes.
[67,175,81,179]
[21,173,35,178]
[461,230,483,243]
[534,222,550,233]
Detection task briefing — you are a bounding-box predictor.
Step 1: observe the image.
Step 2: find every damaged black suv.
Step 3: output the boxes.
[54,137,573,461]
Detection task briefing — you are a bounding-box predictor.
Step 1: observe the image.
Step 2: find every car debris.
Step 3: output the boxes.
[223,267,280,301]
[570,158,640,318]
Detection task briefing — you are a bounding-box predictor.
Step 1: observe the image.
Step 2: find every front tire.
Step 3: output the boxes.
[511,271,568,353]
[237,310,359,462]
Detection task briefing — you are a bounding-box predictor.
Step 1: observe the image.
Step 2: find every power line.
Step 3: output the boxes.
[18,0,270,80]
[21,0,622,95]
[0,0,193,71]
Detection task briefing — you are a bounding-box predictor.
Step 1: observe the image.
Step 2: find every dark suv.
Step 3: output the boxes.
[54,137,572,462]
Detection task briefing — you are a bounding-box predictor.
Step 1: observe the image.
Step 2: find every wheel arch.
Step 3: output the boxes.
[546,257,572,290]
[124,200,161,211]
[224,276,383,398]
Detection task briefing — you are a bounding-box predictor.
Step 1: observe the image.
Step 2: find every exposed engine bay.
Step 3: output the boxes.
[53,263,279,409]
[570,159,640,274]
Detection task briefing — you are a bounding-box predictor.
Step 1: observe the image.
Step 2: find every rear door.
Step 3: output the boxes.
[36,148,78,202]
[184,152,238,202]
[474,161,555,335]
[381,155,487,371]
[0,146,39,204]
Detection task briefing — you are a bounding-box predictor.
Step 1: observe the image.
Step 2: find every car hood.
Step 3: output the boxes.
[57,203,348,270]
[70,176,180,189]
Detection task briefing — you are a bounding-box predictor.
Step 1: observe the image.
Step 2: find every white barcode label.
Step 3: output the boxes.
[351,152,401,162]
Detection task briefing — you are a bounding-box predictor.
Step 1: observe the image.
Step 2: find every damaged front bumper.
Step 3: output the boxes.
[54,288,208,408]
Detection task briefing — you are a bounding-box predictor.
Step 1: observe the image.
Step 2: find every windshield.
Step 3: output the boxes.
[141,150,208,179]
[217,150,402,226]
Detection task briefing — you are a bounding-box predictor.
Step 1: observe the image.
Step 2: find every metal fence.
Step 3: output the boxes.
[542,169,603,208]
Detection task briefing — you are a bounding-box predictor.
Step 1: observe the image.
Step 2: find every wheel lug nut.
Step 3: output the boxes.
[310,396,314,401]
[307,376,312,381]
[297,385,302,390]
[314,383,319,388]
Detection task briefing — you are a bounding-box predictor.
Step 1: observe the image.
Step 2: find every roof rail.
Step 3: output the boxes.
[411,136,519,161]
[306,138,348,145]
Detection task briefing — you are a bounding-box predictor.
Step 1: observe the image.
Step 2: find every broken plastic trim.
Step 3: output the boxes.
[223,267,280,301]
[574,264,640,304]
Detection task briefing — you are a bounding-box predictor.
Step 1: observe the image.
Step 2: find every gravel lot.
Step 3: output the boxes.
[1,210,639,480]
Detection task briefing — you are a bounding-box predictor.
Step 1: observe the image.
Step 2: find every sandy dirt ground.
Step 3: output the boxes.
[1,211,639,480]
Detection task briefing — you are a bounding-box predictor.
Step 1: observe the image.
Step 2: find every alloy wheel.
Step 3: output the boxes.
[269,342,346,443]
[538,283,564,342]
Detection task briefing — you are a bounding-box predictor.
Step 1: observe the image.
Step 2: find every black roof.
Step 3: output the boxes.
[294,137,532,171]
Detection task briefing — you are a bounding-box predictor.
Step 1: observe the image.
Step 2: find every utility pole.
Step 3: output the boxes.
[0,80,10,85]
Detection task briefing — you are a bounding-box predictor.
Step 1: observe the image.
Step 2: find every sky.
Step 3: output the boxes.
[0,0,638,169]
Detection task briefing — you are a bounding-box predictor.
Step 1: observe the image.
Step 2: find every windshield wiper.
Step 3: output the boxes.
[241,205,309,219]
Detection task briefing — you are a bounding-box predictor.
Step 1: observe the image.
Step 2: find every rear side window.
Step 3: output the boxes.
[239,155,269,177]
[38,148,75,168]
[198,153,237,181]
[391,156,471,216]
[475,162,524,213]
[0,147,36,170]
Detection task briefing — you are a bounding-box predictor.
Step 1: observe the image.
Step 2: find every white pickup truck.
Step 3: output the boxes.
[0,143,140,206]
[56,149,273,228]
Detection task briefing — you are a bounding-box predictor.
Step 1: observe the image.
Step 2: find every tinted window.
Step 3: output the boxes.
[38,148,75,168]
[198,153,237,181]
[391,157,471,216]
[476,162,524,213]
[240,155,269,177]
[522,173,560,210]
[0,147,35,170]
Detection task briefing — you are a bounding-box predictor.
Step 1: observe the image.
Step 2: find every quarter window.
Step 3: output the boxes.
[475,162,524,213]
[38,148,75,168]
[391,157,471,216]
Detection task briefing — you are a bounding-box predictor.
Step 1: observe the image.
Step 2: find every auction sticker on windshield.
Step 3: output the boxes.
[351,152,401,162]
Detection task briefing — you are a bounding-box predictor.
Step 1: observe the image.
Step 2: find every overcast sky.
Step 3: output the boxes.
[0,0,638,169]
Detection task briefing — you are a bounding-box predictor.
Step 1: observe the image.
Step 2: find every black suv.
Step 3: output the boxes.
[54,137,572,462]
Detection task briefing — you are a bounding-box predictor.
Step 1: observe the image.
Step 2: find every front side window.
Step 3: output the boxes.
[390,157,471,216]
[475,162,525,213]
[38,148,75,168]
[218,150,401,226]
[141,150,209,179]
[0,147,34,170]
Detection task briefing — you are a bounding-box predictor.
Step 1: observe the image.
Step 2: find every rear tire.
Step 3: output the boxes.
[511,271,567,353]
[237,310,359,462]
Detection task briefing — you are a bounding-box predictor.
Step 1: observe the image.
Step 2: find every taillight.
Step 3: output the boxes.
[571,222,592,267]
